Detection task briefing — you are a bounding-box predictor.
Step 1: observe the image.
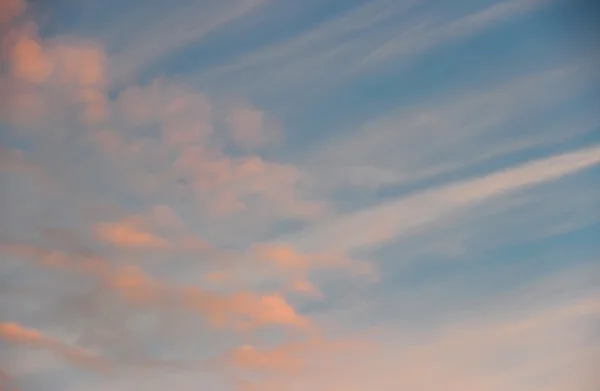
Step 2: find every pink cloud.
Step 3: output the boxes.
[220,336,376,391]
[0,0,25,24]
[9,35,54,84]
[1,241,310,333]
[94,218,168,250]
[92,208,213,255]
[249,243,377,295]
[223,294,599,391]
[108,82,321,220]
[1,14,109,126]
[52,44,106,87]
[225,337,371,374]
[0,322,109,372]
[172,148,323,218]
[184,289,311,331]
[1,14,322,223]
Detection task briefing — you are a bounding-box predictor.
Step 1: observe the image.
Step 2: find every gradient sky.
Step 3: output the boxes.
[0,0,599,390]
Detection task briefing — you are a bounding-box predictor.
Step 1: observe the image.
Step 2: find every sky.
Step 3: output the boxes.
[0,0,599,390]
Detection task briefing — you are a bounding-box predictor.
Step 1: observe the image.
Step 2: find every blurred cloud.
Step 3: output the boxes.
[0,0,25,24]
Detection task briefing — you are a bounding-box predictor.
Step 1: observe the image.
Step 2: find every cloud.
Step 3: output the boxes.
[250,243,377,295]
[0,147,45,181]
[222,336,372,375]
[1,2,597,391]
[1,241,310,333]
[363,0,552,64]
[0,11,108,127]
[94,218,168,250]
[308,65,593,190]
[0,0,25,24]
[8,34,105,87]
[170,148,323,218]
[0,322,108,372]
[231,287,599,391]
[0,366,19,391]
[225,105,281,151]
[198,242,377,299]
[107,0,272,85]
[184,290,311,331]
[191,0,422,84]
[1,0,323,237]
[9,35,54,84]
[88,80,322,222]
[287,144,600,253]
[115,80,212,134]
[190,0,553,94]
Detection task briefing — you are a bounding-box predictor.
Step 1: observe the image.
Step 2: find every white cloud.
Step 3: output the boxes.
[363,0,553,64]
[190,0,554,92]
[107,0,271,86]
[286,144,600,253]
[307,65,595,189]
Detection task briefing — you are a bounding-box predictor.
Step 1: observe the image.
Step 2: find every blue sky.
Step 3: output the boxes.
[0,0,599,390]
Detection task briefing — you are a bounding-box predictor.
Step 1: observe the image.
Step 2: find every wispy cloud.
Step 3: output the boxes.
[363,0,552,64]
[0,322,109,372]
[191,0,554,92]
[306,65,595,190]
[106,0,271,86]
[287,144,600,253]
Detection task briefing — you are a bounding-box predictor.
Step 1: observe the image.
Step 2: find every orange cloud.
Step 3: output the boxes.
[1,6,108,127]
[288,279,322,297]
[2,0,319,227]
[94,218,167,249]
[184,289,310,331]
[9,35,54,84]
[101,265,310,332]
[2,240,309,333]
[0,242,107,276]
[250,243,377,295]
[230,344,304,373]
[222,336,375,384]
[0,323,44,344]
[53,44,106,87]
[0,0,25,24]
[0,322,108,371]
[108,265,164,304]
[220,293,599,391]
[92,208,213,255]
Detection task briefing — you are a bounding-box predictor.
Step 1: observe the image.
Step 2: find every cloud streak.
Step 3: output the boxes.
[107,0,272,85]
[190,0,555,93]
[288,144,600,253]
[0,322,108,372]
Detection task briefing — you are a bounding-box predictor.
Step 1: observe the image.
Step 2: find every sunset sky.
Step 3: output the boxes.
[0,0,599,390]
